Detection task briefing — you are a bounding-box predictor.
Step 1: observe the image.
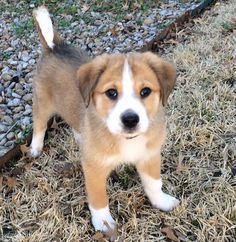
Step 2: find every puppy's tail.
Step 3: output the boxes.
[33,6,62,52]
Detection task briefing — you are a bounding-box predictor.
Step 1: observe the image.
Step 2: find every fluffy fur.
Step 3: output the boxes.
[31,6,179,238]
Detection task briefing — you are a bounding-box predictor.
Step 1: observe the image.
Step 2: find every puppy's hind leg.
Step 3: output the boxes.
[30,94,54,157]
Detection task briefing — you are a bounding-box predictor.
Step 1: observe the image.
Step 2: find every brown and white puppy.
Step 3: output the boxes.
[31,6,179,236]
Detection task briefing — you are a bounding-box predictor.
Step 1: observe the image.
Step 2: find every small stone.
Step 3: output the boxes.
[22,61,28,69]
[7,132,15,140]
[9,60,18,65]
[13,106,24,113]
[143,17,154,25]
[3,115,13,124]
[25,104,31,110]
[11,39,19,47]
[15,89,25,96]
[160,9,168,16]
[23,93,32,102]
[8,98,21,107]
[5,140,14,147]
[0,83,4,93]
[0,137,7,146]
[8,82,16,89]
[15,83,23,91]
[13,113,22,120]
[22,52,30,62]
[0,124,8,132]
[23,109,32,115]
[2,73,11,81]
[12,92,21,99]
[20,117,31,126]
[29,59,36,65]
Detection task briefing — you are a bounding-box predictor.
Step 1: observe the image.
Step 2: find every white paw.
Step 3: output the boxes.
[30,133,45,157]
[152,191,179,212]
[89,206,116,234]
[29,146,42,158]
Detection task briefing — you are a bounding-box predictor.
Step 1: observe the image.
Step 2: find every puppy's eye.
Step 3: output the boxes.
[105,89,118,100]
[140,87,151,98]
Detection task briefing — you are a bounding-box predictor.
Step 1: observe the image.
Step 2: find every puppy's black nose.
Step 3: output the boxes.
[121,111,139,129]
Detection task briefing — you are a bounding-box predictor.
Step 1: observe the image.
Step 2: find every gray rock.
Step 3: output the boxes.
[7,132,15,140]
[15,89,25,96]
[22,52,30,62]
[15,83,23,91]
[23,93,32,102]
[13,113,22,120]
[25,104,32,110]
[9,60,18,65]
[12,92,21,99]
[3,115,13,124]
[143,17,154,25]
[8,98,21,107]
[23,109,32,115]
[13,106,24,113]
[11,39,19,47]
[5,141,14,147]
[21,117,31,126]
[0,124,8,132]
[0,137,7,146]
[28,59,36,65]
[2,73,11,81]
[8,82,16,89]
[0,83,4,93]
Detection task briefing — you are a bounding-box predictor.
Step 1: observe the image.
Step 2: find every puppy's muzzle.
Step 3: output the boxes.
[121,110,139,131]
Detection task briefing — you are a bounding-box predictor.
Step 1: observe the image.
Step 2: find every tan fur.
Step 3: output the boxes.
[33,52,176,208]
[32,9,176,225]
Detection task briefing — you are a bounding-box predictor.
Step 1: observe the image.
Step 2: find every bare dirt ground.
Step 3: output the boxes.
[1,1,236,241]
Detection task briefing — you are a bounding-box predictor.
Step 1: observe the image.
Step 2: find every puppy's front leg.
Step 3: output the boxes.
[137,153,179,212]
[82,162,116,234]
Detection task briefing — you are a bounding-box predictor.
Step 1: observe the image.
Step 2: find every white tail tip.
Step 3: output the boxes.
[34,6,54,49]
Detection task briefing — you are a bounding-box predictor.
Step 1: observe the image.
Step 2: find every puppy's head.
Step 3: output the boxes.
[77,52,176,138]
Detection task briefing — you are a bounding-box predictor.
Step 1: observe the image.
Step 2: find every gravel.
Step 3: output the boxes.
[0,0,201,156]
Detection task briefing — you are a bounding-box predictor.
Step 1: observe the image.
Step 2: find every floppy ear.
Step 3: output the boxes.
[142,52,176,106]
[77,54,109,107]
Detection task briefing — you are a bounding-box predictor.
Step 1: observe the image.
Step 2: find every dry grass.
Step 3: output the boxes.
[1,1,236,241]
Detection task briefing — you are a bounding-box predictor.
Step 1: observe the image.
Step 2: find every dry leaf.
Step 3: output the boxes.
[109,27,118,37]
[20,144,30,157]
[161,226,180,242]
[81,4,90,13]
[24,162,33,171]
[6,176,17,189]
[92,231,104,241]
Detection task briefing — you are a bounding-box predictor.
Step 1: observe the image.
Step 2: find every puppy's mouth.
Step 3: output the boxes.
[122,131,140,139]
[125,135,138,139]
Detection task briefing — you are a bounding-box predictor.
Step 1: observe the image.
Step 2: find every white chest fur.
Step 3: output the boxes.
[103,135,158,166]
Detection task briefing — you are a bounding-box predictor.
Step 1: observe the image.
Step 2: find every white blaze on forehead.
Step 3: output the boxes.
[122,58,134,97]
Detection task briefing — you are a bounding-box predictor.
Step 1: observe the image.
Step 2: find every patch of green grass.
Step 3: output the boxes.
[221,21,235,32]
[13,19,34,37]
[58,18,71,28]
[2,52,11,61]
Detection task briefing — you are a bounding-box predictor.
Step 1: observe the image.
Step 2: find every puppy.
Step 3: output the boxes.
[31,6,179,237]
